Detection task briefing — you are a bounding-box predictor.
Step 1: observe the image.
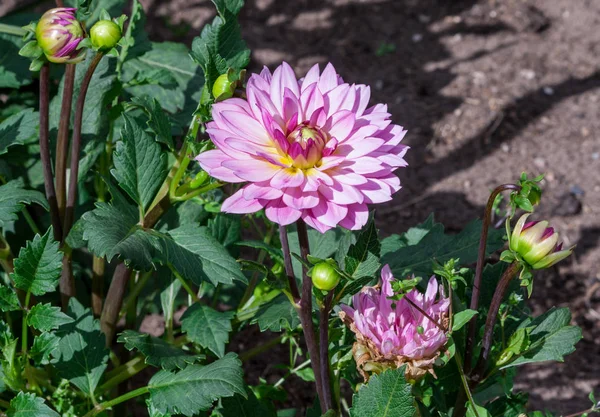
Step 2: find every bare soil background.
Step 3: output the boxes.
[3,0,599,414]
[138,0,600,413]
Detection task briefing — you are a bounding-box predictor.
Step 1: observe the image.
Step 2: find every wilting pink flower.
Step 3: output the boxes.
[509,214,573,269]
[340,265,449,381]
[196,62,408,232]
[35,8,86,64]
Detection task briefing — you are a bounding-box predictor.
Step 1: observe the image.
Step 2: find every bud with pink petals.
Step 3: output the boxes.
[35,8,86,64]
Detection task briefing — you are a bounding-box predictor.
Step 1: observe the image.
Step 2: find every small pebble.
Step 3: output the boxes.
[520,69,536,80]
[534,157,546,168]
[501,143,510,152]
[592,152,599,160]
[543,86,554,95]
[412,33,423,42]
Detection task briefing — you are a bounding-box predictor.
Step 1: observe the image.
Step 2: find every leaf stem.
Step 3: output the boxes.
[294,219,326,412]
[100,263,131,346]
[97,355,147,394]
[83,386,149,417]
[274,358,312,388]
[38,64,63,242]
[471,262,521,382]
[319,292,334,412]
[464,183,521,373]
[21,208,40,235]
[172,181,224,202]
[169,265,198,302]
[453,347,480,417]
[55,64,76,226]
[21,291,31,354]
[0,23,27,37]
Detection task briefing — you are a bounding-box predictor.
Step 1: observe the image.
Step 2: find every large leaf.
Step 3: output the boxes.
[111,114,168,213]
[27,303,74,332]
[148,353,246,416]
[0,108,38,155]
[118,330,203,371]
[349,366,415,417]
[381,218,504,278]
[156,224,247,286]
[11,228,62,296]
[250,294,300,332]
[51,299,109,397]
[7,392,59,417]
[0,180,48,227]
[501,307,582,368]
[345,216,381,279]
[181,304,234,357]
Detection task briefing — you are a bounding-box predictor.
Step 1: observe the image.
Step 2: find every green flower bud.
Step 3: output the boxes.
[509,214,574,269]
[90,20,122,51]
[35,8,86,64]
[311,262,340,291]
[212,73,235,101]
[190,171,209,189]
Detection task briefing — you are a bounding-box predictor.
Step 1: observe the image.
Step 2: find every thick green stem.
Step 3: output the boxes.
[0,23,27,37]
[169,265,198,302]
[97,355,147,393]
[21,291,31,354]
[83,386,149,417]
[21,208,40,235]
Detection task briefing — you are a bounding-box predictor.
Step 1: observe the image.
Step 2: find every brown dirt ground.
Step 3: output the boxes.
[3,0,599,414]
[142,0,600,413]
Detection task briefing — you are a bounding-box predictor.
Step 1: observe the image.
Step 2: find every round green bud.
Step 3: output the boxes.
[190,171,209,189]
[212,73,234,100]
[311,262,340,291]
[90,20,122,51]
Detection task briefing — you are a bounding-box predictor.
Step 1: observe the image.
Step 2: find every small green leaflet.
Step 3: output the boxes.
[148,353,246,416]
[349,366,415,417]
[111,114,168,213]
[250,294,300,332]
[27,303,74,331]
[51,298,109,397]
[181,304,234,357]
[11,227,62,296]
[30,332,59,366]
[127,96,173,148]
[452,309,478,332]
[7,392,59,417]
[118,330,204,371]
[0,284,20,312]
[0,108,39,155]
[0,180,48,227]
[501,307,582,368]
[345,216,381,279]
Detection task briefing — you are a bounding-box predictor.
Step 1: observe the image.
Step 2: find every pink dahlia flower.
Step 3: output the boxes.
[195,62,408,232]
[340,265,450,381]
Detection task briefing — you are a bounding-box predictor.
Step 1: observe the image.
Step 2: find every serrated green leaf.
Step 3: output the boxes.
[52,298,109,397]
[380,214,435,254]
[111,114,168,213]
[349,366,415,417]
[452,309,478,332]
[7,392,59,417]
[501,307,582,368]
[128,96,173,148]
[27,303,74,331]
[0,180,48,227]
[0,108,38,155]
[30,332,59,366]
[250,294,300,332]
[345,216,381,279]
[381,218,504,278]
[118,330,204,371]
[11,228,62,296]
[0,284,20,312]
[148,353,246,416]
[208,214,241,249]
[221,388,275,417]
[157,225,247,286]
[181,304,234,357]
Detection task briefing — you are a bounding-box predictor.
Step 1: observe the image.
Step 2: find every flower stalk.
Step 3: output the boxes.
[319,292,334,412]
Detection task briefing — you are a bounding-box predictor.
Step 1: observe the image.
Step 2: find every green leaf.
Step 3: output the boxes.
[181,304,234,357]
[11,228,62,296]
[0,180,48,227]
[208,214,241,249]
[27,303,74,331]
[0,108,38,155]
[30,332,59,366]
[349,366,415,417]
[160,271,181,332]
[345,216,381,279]
[381,218,504,278]
[250,294,300,332]
[0,15,33,89]
[288,227,346,280]
[221,388,276,417]
[465,400,492,417]
[501,307,582,368]
[111,114,168,212]
[0,284,20,312]
[148,353,246,416]
[380,215,435,254]
[128,96,173,148]
[52,298,109,397]
[7,392,59,417]
[452,309,478,332]
[156,224,247,286]
[118,330,204,371]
